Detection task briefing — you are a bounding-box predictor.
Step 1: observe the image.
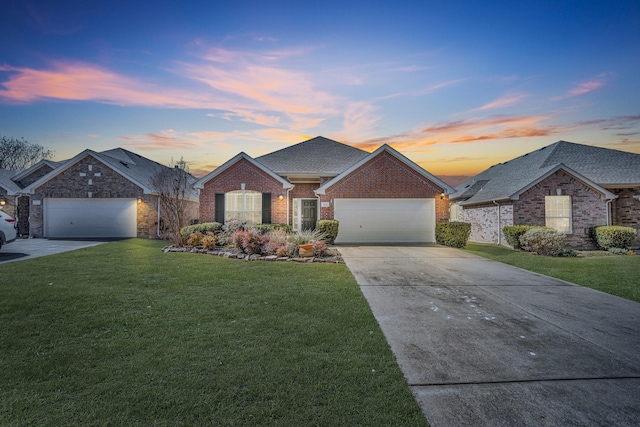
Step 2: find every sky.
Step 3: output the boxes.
[1,0,639,185]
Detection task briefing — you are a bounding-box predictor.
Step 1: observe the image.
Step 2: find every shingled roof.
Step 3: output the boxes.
[451,141,640,205]
[25,148,199,200]
[255,136,369,176]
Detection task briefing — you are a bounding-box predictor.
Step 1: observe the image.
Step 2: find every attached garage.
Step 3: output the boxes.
[333,198,435,243]
[45,198,137,238]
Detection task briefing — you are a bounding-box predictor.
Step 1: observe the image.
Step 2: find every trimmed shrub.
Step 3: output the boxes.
[519,228,565,256]
[253,223,292,234]
[316,220,339,244]
[435,221,471,248]
[608,247,631,255]
[180,222,222,239]
[503,225,549,249]
[593,226,637,250]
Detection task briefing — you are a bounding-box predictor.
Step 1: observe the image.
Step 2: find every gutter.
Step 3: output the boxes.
[493,200,501,245]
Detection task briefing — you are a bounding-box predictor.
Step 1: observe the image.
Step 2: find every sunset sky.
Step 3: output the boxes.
[1,1,638,184]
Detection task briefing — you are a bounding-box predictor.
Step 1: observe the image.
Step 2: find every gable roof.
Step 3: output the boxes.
[194,152,293,190]
[25,148,199,200]
[255,136,369,177]
[10,160,63,185]
[451,141,638,205]
[0,169,22,194]
[316,144,455,195]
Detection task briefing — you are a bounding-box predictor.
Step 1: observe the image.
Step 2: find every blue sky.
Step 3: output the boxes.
[1,0,638,183]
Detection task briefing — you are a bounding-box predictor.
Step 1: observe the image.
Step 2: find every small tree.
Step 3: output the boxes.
[150,158,196,246]
[0,136,53,170]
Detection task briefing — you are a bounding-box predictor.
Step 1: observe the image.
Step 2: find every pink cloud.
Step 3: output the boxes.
[0,62,213,108]
[472,92,527,112]
[553,72,613,100]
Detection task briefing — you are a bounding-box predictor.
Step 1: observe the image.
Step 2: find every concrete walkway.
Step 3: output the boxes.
[340,245,640,427]
[0,238,107,264]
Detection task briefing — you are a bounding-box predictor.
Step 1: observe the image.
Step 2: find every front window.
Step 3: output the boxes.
[225,190,262,226]
[450,203,460,221]
[545,195,572,233]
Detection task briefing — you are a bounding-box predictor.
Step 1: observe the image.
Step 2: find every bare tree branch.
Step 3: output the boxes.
[0,136,54,170]
[150,157,197,245]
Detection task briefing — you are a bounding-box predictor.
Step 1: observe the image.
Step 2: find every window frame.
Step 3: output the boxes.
[545,195,572,234]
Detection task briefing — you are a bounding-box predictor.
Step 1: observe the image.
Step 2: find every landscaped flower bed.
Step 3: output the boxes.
[166,219,344,263]
[162,245,344,263]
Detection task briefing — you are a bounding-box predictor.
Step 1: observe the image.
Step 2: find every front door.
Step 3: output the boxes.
[301,199,317,231]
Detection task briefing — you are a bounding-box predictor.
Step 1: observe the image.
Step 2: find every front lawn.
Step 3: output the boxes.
[0,239,427,426]
[463,243,640,303]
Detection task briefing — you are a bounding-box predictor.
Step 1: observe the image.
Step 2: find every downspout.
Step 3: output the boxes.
[286,185,294,227]
[157,197,161,238]
[493,200,501,245]
[315,192,321,228]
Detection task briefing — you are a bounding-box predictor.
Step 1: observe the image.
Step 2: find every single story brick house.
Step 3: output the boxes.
[196,136,454,243]
[450,141,640,249]
[12,148,199,239]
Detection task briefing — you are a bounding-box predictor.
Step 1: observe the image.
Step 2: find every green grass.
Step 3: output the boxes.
[463,243,640,303]
[0,239,427,426]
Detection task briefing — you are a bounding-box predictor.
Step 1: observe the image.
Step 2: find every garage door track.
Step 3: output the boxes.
[340,245,640,426]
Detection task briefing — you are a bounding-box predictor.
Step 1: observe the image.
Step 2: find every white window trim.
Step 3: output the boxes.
[225,190,262,226]
[545,195,572,234]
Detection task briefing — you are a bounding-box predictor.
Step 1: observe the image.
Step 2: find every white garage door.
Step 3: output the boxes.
[45,198,137,238]
[334,198,435,243]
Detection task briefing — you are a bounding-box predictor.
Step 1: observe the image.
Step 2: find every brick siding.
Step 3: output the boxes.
[199,158,288,224]
[513,170,606,249]
[320,151,449,220]
[459,202,514,245]
[29,155,153,238]
[611,187,640,246]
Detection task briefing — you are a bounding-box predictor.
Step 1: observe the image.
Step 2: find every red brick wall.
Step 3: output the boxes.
[611,187,640,245]
[321,151,448,220]
[513,170,607,249]
[199,158,288,224]
[29,156,152,238]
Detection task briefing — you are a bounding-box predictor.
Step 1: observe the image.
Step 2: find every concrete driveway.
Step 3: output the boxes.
[0,238,107,264]
[340,245,640,427]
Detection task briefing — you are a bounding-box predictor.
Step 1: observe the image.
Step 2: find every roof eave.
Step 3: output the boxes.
[509,163,617,201]
[316,144,454,195]
[194,152,293,190]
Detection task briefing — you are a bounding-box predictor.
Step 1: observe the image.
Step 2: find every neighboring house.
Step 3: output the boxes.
[196,136,454,243]
[450,141,640,249]
[20,148,199,239]
[0,160,62,235]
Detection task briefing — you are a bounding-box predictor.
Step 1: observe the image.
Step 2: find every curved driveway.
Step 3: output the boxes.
[340,245,640,427]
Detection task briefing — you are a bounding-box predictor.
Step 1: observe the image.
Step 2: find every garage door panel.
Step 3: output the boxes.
[45,198,137,238]
[334,198,435,243]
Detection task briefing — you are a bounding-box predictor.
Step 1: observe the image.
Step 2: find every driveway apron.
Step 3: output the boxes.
[339,245,640,427]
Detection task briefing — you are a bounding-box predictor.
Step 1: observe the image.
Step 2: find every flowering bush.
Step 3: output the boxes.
[519,228,565,256]
[313,240,328,256]
[276,245,289,257]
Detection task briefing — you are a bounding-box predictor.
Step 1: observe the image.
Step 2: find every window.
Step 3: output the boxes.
[545,195,572,233]
[450,203,460,222]
[225,190,262,226]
